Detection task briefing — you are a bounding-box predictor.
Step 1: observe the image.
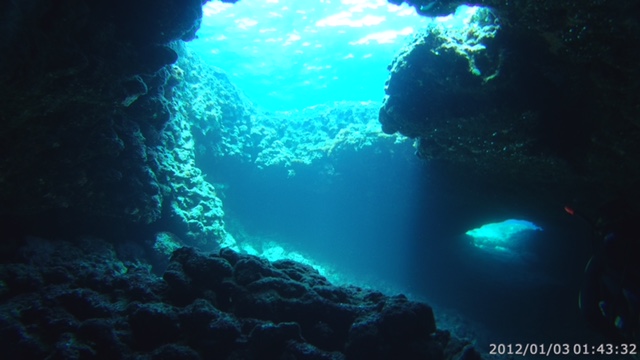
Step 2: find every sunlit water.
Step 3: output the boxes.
[185,1,598,352]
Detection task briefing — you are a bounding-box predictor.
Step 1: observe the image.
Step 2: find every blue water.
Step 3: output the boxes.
[189,0,603,352]
[202,129,595,348]
[189,0,428,110]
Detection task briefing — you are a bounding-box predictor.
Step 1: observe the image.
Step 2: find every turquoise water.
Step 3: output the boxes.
[189,0,428,110]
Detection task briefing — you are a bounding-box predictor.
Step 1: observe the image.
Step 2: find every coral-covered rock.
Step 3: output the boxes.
[378,295,437,342]
[248,102,406,172]
[234,256,280,286]
[0,238,482,359]
[0,0,205,230]
[249,322,304,356]
[163,247,237,307]
[77,318,127,358]
[128,302,181,350]
[173,247,234,286]
[54,288,112,320]
[345,294,437,359]
[381,1,640,204]
[179,299,241,358]
[283,341,346,360]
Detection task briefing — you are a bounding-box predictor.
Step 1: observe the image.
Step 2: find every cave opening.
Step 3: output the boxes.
[129,0,605,350]
[182,1,499,288]
[166,0,580,346]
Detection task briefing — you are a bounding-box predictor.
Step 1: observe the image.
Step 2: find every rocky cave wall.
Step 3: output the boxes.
[1,0,199,220]
[0,0,242,246]
[380,0,640,210]
[2,0,639,244]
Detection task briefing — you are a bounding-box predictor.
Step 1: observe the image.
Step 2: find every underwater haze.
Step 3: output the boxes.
[187,0,598,351]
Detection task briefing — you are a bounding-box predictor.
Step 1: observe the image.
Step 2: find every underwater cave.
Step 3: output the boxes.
[1,0,640,359]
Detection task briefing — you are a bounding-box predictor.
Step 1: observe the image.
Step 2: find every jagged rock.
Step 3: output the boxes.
[0,238,482,359]
[380,1,640,206]
[128,302,181,350]
[0,0,215,236]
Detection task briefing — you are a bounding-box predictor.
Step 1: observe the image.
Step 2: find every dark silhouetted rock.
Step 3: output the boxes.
[128,302,181,351]
[0,238,482,359]
[380,0,640,208]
